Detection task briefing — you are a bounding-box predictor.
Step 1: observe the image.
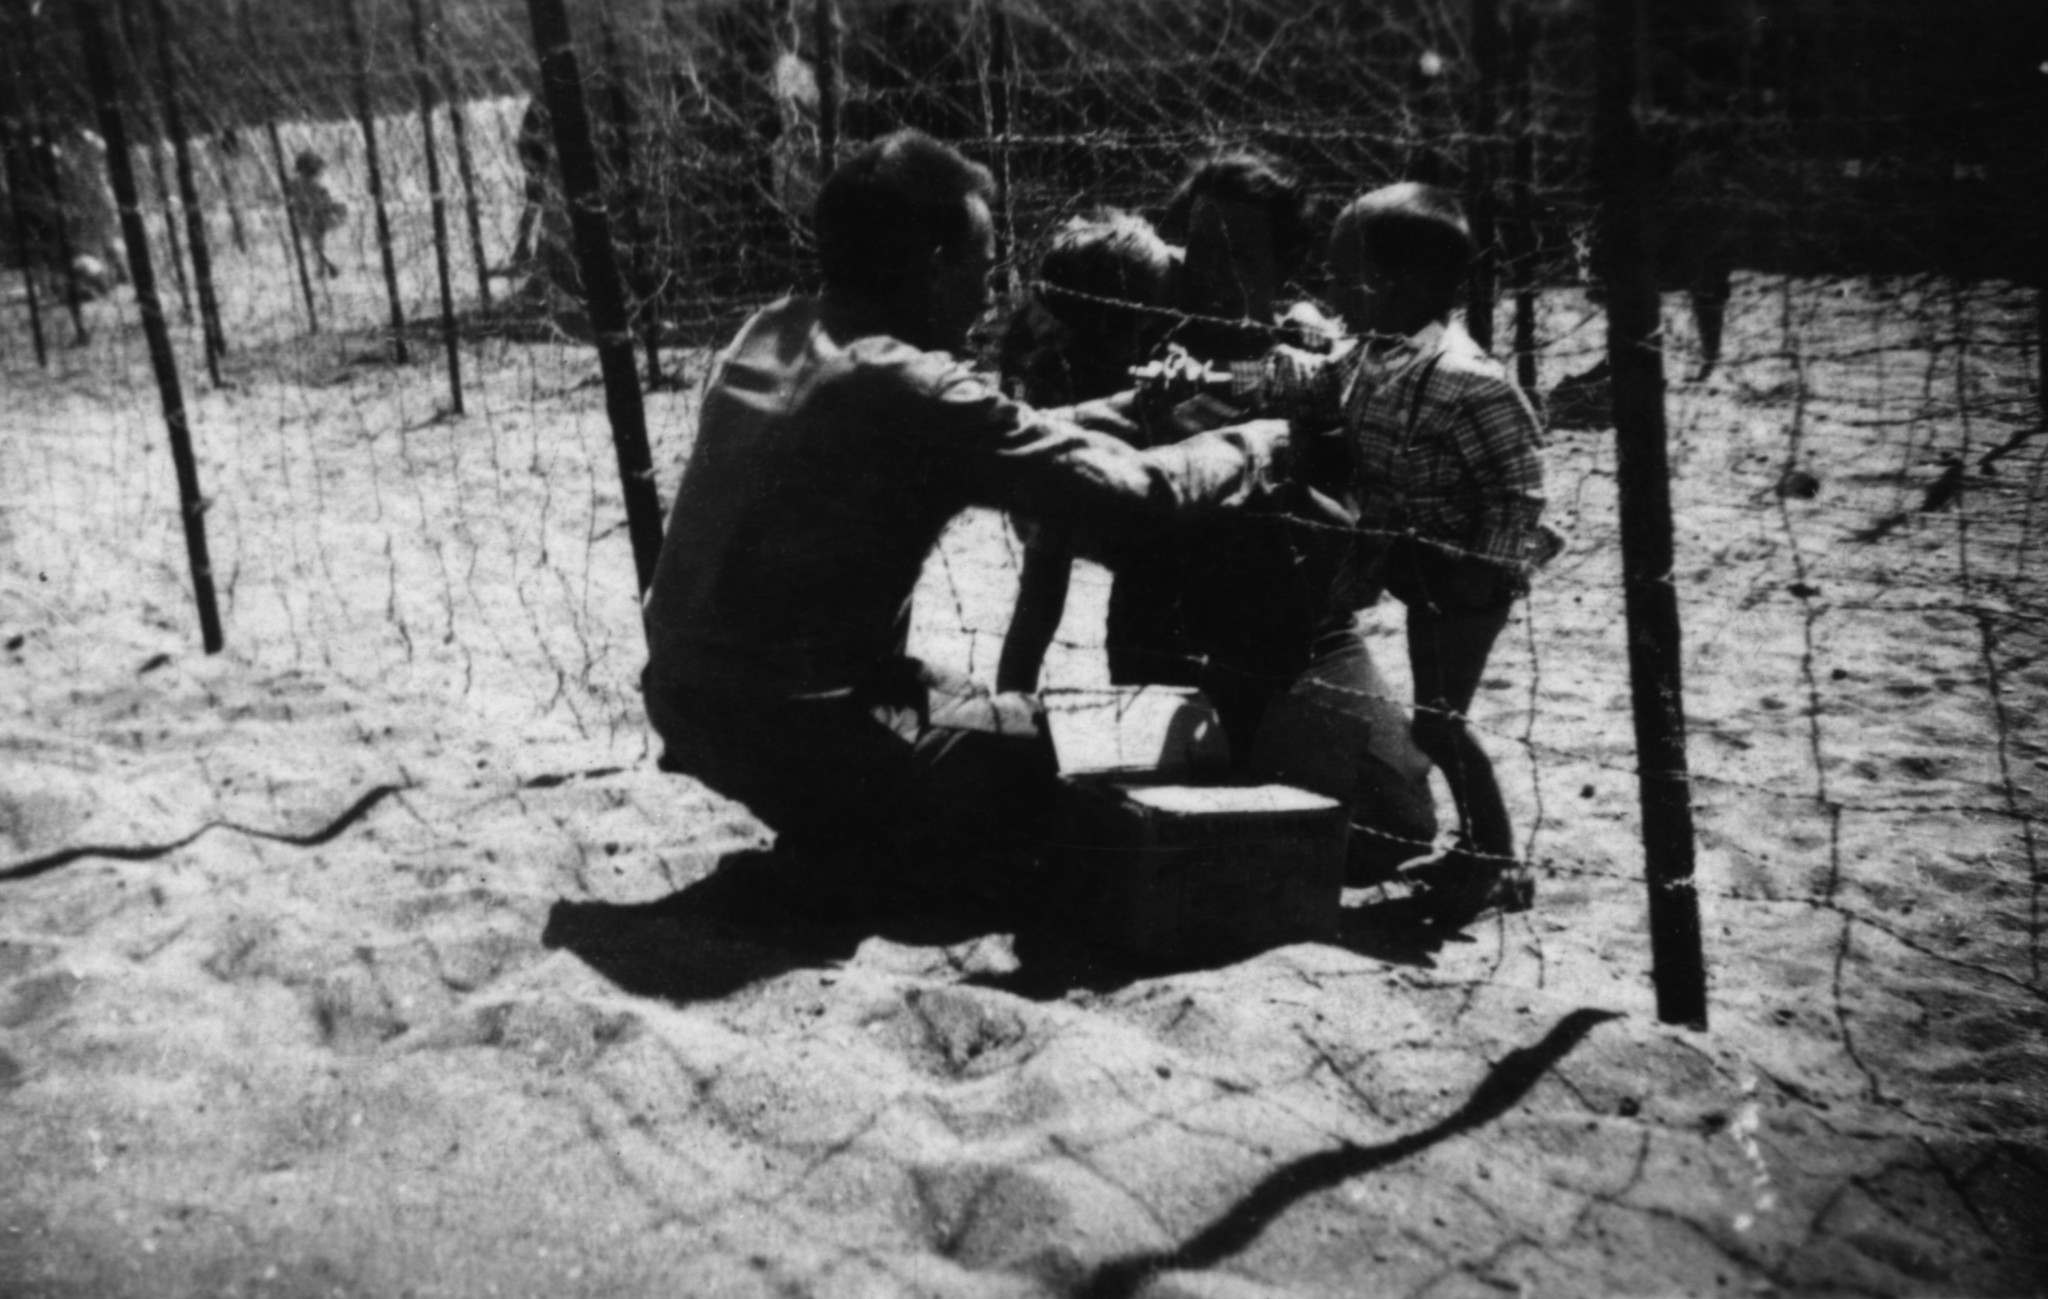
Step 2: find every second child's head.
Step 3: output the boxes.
[1329,182,1470,339]
[1035,209,1176,345]
[1160,148,1315,327]
[294,150,326,178]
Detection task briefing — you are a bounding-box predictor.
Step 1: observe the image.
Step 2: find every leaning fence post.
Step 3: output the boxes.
[524,0,664,599]
[11,12,92,348]
[599,15,660,388]
[407,0,463,414]
[0,112,51,368]
[78,0,224,655]
[151,0,228,385]
[0,49,51,367]
[341,0,411,363]
[112,0,190,323]
[434,0,491,311]
[241,0,318,333]
[1594,0,1707,1029]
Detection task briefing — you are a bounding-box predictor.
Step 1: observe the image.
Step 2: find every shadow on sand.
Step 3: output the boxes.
[543,848,1458,1007]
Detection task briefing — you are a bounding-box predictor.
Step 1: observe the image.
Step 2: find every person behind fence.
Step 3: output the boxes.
[996,208,1179,410]
[994,209,1178,704]
[1000,150,1320,732]
[639,128,1292,902]
[284,149,346,279]
[995,150,1441,885]
[1234,182,1548,928]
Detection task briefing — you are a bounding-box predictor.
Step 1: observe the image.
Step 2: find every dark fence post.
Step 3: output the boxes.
[11,13,91,348]
[113,0,190,322]
[435,0,491,312]
[599,15,660,388]
[1594,0,1707,1029]
[814,0,841,181]
[524,0,664,599]
[0,47,51,367]
[266,124,320,333]
[1507,3,1539,398]
[78,0,224,655]
[0,110,51,367]
[1465,0,1501,352]
[407,0,463,414]
[241,0,318,333]
[341,0,411,363]
[151,0,228,385]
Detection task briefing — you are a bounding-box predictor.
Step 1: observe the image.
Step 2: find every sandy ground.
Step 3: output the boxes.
[3,193,2047,1299]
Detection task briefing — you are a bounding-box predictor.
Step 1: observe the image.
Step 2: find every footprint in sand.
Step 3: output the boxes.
[0,969,83,1030]
[874,985,1041,1082]
[403,995,642,1070]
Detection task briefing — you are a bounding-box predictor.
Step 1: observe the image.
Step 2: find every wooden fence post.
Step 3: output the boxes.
[435,0,492,311]
[0,49,51,366]
[524,0,664,598]
[11,9,91,346]
[151,0,228,384]
[1593,0,1707,1029]
[341,0,411,362]
[599,14,660,388]
[0,113,50,367]
[112,0,191,322]
[407,0,463,413]
[240,0,319,333]
[78,0,224,654]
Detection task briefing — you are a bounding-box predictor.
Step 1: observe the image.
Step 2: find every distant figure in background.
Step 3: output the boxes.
[284,149,346,279]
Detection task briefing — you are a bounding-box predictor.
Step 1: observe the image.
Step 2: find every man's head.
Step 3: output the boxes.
[1159,148,1315,323]
[1329,182,1471,338]
[815,129,997,351]
[294,150,325,178]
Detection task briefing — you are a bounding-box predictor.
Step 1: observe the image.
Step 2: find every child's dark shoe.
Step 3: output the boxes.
[1407,845,1534,931]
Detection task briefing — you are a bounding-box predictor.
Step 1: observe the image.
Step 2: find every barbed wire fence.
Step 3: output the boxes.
[1,0,2043,1046]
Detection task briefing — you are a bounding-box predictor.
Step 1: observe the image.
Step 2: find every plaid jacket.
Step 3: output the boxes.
[1233,321,1546,579]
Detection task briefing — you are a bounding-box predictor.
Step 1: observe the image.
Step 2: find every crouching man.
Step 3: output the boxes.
[640,130,1291,898]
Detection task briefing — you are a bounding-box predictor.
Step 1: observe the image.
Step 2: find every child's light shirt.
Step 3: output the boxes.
[1232,320,1546,580]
